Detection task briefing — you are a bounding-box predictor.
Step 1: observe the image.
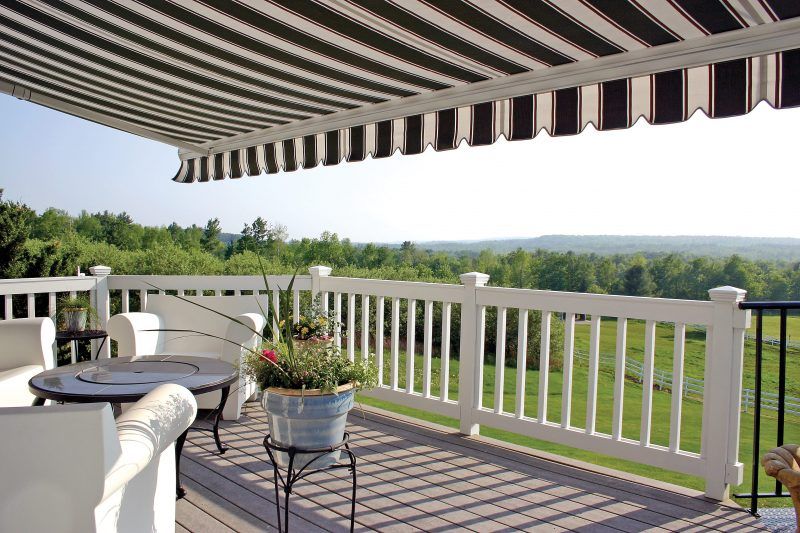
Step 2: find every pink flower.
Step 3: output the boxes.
[260,349,277,363]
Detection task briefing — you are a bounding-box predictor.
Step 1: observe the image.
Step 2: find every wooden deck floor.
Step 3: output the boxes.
[177,403,766,532]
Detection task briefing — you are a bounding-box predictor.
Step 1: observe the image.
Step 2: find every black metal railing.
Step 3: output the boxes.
[735,301,800,516]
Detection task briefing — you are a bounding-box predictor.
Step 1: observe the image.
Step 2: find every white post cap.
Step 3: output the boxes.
[708,286,747,303]
[89,265,112,277]
[459,272,490,287]
[308,265,332,277]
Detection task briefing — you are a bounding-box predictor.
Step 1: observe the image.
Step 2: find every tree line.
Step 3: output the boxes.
[1,192,799,302]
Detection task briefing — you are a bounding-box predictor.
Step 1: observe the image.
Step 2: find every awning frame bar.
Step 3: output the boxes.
[180,17,800,161]
[0,79,207,152]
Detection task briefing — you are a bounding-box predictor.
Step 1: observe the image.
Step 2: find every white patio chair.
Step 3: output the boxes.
[108,295,267,421]
[0,317,56,407]
[0,383,197,533]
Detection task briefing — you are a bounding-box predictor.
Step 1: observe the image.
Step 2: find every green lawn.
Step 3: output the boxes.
[355,327,799,508]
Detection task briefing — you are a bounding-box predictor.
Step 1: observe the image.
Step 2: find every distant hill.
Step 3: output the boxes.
[399,235,800,261]
[219,232,241,245]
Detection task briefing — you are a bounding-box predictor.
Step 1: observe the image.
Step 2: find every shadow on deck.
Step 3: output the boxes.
[177,403,765,532]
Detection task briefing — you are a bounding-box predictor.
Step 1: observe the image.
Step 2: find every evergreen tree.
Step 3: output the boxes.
[623,258,656,296]
[0,190,34,278]
[201,218,225,256]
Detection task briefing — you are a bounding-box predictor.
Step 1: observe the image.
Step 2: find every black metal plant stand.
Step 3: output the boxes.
[55,329,109,361]
[263,433,357,533]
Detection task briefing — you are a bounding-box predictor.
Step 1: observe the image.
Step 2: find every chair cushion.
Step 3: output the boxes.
[0,365,44,407]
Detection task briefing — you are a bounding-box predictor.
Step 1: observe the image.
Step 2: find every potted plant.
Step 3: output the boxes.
[243,337,375,469]
[278,301,335,352]
[243,279,376,469]
[58,295,98,332]
[151,265,377,469]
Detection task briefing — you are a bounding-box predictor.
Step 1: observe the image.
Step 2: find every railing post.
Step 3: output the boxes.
[89,265,112,359]
[309,265,332,298]
[458,272,489,436]
[702,285,750,500]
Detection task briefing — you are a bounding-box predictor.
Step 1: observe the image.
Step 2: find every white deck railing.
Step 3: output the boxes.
[0,266,750,501]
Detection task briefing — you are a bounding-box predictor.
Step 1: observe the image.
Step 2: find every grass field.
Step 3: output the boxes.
[353,313,800,508]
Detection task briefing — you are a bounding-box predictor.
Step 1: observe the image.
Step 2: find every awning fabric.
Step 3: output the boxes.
[1,1,799,183]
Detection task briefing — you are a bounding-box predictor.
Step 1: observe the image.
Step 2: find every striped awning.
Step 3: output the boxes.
[1,2,799,183]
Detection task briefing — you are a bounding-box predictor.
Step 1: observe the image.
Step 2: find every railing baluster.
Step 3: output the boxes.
[561,312,576,428]
[361,294,370,361]
[750,309,763,515]
[515,309,528,418]
[476,305,486,410]
[120,289,129,313]
[48,292,57,318]
[293,289,300,324]
[611,318,626,441]
[214,289,221,296]
[272,290,280,341]
[196,288,204,297]
[640,320,656,446]
[422,300,433,397]
[391,297,400,390]
[406,299,416,393]
[26,293,35,318]
[3,294,11,320]
[586,315,601,434]
[537,311,551,423]
[777,308,787,495]
[669,323,686,452]
[334,292,342,351]
[139,290,147,312]
[347,293,356,362]
[376,296,385,386]
[494,306,507,414]
[179,289,186,297]
[441,302,451,402]
[70,289,79,362]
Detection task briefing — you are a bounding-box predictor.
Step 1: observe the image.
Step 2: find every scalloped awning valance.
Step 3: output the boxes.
[1,1,799,183]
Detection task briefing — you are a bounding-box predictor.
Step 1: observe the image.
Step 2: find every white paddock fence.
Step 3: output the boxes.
[572,350,706,398]
[0,266,750,501]
[573,349,800,415]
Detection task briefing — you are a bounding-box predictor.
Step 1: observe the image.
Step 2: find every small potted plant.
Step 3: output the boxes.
[279,299,336,352]
[243,335,376,469]
[151,264,377,470]
[58,295,98,332]
[241,276,374,468]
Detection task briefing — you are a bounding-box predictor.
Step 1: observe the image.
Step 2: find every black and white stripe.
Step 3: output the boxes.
[174,49,800,181]
[0,0,797,182]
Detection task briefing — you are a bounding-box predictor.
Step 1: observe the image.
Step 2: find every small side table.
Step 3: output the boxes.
[55,329,108,361]
[263,433,356,533]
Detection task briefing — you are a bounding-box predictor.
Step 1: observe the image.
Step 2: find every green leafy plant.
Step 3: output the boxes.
[242,340,376,392]
[245,258,376,393]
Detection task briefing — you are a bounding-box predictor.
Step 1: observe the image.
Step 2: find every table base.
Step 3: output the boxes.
[176,384,231,499]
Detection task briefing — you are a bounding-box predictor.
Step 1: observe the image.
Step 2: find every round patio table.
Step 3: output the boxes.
[29,354,238,498]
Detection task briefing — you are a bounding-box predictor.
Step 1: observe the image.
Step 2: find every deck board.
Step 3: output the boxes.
[178,402,766,532]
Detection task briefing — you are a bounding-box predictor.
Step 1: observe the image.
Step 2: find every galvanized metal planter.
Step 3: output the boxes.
[261,382,355,469]
[63,308,87,332]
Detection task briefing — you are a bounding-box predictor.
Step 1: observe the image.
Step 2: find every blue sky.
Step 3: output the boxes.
[2,94,799,242]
